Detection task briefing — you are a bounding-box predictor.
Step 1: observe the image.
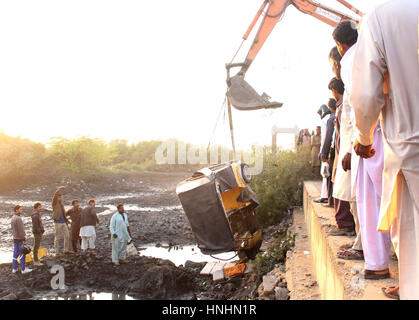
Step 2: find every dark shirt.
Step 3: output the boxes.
[31,212,45,234]
[66,207,82,230]
[80,206,99,227]
[320,112,336,161]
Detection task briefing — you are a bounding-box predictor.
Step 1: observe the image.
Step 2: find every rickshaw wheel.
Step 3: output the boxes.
[244,239,262,260]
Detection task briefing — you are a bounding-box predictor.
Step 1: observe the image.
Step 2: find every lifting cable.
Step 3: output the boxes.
[210,251,239,261]
[207,95,227,151]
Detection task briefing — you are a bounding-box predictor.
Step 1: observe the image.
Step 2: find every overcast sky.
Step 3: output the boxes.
[0,0,389,149]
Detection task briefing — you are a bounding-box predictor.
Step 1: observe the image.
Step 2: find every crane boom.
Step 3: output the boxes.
[226,0,362,111]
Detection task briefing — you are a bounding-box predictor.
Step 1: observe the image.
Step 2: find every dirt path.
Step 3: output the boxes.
[0,172,259,300]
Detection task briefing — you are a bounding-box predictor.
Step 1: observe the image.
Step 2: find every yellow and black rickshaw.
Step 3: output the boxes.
[176,161,262,259]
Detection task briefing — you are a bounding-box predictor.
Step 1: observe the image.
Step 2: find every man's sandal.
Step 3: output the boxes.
[337,248,364,260]
[382,286,399,300]
[339,242,354,250]
[328,225,356,236]
[364,269,390,280]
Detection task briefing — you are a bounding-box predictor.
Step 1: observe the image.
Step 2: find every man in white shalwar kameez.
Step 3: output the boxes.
[351,0,419,299]
[330,27,362,254]
[333,21,391,277]
[110,204,132,265]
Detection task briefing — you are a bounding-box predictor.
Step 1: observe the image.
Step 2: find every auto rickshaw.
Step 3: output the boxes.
[176,161,262,259]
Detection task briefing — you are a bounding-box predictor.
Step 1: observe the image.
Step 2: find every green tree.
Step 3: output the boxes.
[48,136,115,174]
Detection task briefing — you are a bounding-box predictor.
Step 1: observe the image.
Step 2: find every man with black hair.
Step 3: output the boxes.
[80,199,101,254]
[66,199,82,253]
[110,204,132,266]
[320,98,337,208]
[329,46,342,80]
[333,20,392,281]
[11,205,32,274]
[52,186,71,256]
[326,78,357,238]
[31,202,45,266]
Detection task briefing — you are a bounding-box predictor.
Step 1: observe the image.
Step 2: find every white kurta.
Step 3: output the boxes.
[333,45,357,202]
[350,0,419,300]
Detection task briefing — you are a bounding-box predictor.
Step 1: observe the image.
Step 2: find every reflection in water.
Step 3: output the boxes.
[139,245,238,267]
[0,251,11,265]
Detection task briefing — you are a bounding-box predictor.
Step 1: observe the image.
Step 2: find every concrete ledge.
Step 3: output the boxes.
[303,181,398,300]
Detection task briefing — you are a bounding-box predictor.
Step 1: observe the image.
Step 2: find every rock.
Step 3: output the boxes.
[257,283,264,297]
[16,289,32,299]
[213,269,225,282]
[262,275,278,296]
[45,259,56,268]
[1,293,18,300]
[274,287,289,300]
[184,260,204,269]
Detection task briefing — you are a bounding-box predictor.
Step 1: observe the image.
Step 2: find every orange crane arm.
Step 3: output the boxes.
[237,0,361,75]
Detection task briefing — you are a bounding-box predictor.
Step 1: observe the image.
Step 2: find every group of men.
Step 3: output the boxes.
[316,0,418,300]
[11,186,134,273]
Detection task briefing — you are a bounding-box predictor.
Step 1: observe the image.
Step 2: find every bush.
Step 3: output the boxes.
[250,147,316,227]
[252,230,296,277]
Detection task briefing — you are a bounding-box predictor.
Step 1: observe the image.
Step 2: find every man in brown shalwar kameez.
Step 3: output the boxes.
[66,199,83,253]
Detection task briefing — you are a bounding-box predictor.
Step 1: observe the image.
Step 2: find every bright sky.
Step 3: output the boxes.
[0,0,389,149]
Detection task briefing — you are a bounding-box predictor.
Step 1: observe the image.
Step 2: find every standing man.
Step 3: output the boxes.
[301,129,311,148]
[52,186,71,256]
[351,0,419,299]
[11,205,32,274]
[328,45,363,256]
[310,126,322,176]
[320,98,337,208]
[333,20,392,280]
[80,199,101,254]
[31,202,45,266]
[327,77,356,237]
[314,104,331,204]
[110,204,133,266]
[66,200,82,253]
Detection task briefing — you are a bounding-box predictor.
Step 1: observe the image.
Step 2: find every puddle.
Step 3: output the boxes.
[94,192,152,202]
[138,244,239,267]
[41,292,135,300]
[0,251,11,265]
[96,204,182,216]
